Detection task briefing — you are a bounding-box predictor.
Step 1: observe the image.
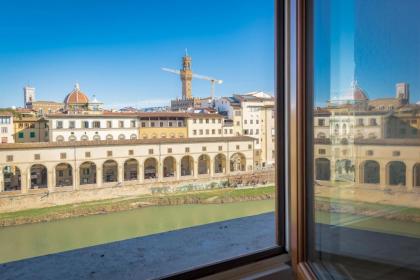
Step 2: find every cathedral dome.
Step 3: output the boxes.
[64,84,89,105]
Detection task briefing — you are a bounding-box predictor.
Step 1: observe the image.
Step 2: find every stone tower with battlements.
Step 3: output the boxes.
[180,53,193,99]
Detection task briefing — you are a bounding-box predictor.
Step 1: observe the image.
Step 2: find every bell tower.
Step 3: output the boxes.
[23,86,36,108]
[180,50,192,99]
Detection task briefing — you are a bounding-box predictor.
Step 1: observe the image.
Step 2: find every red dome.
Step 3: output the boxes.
[64,84,89,104]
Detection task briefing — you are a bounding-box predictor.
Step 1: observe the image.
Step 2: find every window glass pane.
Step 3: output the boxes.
[0,0,278,278]
[311,0,420,278]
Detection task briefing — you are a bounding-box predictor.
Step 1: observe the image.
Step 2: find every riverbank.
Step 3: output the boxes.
[0,185,275,227]
[315,196,420,224]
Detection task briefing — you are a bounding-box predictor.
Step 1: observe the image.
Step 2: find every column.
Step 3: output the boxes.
[0,169,4,192]
[193,160,198,179]
[97,167,103,187]
[176,162,180,180]
[73,166,79,190]
[158,162,163,182]
[118,164,123,184]
[138,164,144,183]
[21,168,30,194]
[48,169,54,192]
[330,159,336,182]
[354,159,361,184]
[209,159,214,177]
[379,161,386,190]
[406,162,414,192]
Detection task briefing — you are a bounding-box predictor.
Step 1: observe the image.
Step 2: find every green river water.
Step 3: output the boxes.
[1,199,420,264]
[0,200,274,264]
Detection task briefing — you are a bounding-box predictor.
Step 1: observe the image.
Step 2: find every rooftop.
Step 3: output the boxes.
[0,136,255,150]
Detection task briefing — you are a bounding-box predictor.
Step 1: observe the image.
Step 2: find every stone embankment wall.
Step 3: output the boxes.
[0,171,275,213]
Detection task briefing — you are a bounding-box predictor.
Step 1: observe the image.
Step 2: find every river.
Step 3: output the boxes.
[0,200,275,264]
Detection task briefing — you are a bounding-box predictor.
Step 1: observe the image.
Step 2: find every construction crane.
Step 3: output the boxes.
[161,67,223,99]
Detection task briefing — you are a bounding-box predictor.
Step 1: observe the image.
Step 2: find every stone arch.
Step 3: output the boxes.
[30,164,48,189]
[198,154,210,175]
[317,132,326,139]
[3,165,21,191]
[56,135,64,142]
[414,163,420,187]
[103,160,118,183]
[144,158,158,179]
[387,161,406,186]
[118,134,126,140]
[130,134,137,140]
[230,153,246,172]
[163,156,176,177]
[124,159,138,181]
[361,160,380,184]
[55,163,73,187]
[340,138,348,145]
[69,135,77,142]
[80,161,96,185]
[181,155,194,176]
[106,134,114,141]
[81,135,89,141]
[93,135,101,141]
[214,154,226,174]
[335,159,355,181]
[315,158,330,180]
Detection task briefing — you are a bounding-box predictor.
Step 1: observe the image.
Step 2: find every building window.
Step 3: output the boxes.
[212,129,215,134]
[129,150,134,155]
[34,154,40,160]
[160,122,164,127]
[202,146,206,151]
[205,129,209,135]
[318,119,325,126]
[141,122,146,127]
[193,119,197,124]
[131,120,136,128]
[85,152,91,158]
[107,121,112,128]
[60,153,66,159]
[148,149,153,155]
[248,144,252,149]
[205,119,209,124]
[369,118,377,126]
[107,151,112,157]
[93,121,101,128]
[392,151,400,157]
[218,129,222,134]
[218,119,222,123]
[30,132,36,138]
[69,121,76,129]
[366,150,374,156]
[199,129,203,135]
[6,155,13,162]
[167,148,172,153]
[212,119,215,124]
[318,149,326,155]
[185,147,190,153]
[56,121,63,129]
[18,132,24,139]
[119,121,124,128]
[177,121,182,127]
[193,130,197,135]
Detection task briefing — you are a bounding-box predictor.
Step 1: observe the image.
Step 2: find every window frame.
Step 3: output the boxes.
[160,0,287,278]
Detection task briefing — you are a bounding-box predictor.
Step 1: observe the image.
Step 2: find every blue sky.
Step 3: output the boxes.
[315,0,420,106]
[0,0,275,108]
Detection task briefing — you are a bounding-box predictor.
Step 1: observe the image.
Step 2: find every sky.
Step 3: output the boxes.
[315,0,420,106]
[0,0,275,108]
